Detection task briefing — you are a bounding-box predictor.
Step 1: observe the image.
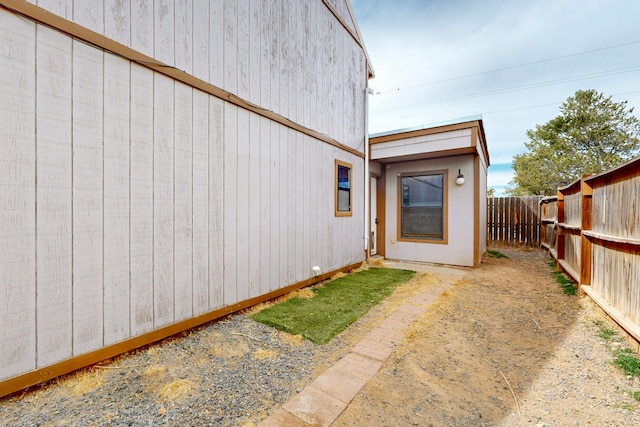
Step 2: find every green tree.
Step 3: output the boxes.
[508,89,640,196]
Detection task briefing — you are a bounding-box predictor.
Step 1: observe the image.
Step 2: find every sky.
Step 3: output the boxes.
[351,0,640,196]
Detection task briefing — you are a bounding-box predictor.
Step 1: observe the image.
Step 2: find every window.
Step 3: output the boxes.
[398,171,447,242]
[335,160,352,216]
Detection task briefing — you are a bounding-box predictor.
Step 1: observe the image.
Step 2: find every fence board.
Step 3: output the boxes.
[532,158,640,347]
[487,196,542,247]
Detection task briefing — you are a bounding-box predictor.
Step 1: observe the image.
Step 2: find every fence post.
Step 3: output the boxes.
[557,189,565,262]
[540,200,546,247]
[487,197,496,245]
[580,178,593,291]
[497,197,504,242]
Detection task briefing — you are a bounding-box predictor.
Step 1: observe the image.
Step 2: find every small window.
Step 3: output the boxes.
[398,171,447,242]
[335,160,352,216]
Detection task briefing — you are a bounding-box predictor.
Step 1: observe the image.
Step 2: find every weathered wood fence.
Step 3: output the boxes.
[487,196,543,246]
[542,156,640,348]
[540,196,558,254]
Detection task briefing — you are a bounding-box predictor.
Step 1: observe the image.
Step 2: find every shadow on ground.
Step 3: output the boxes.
[333,246,629,426]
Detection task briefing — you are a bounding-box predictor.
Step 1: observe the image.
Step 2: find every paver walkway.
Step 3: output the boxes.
[258,262,464,427]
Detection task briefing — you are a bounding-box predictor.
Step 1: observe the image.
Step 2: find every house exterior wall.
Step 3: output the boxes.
[24,0,367,150]
[383,155,477,267]
[0,0,367,392]
[371,128,473,160]
[477,150,489,265]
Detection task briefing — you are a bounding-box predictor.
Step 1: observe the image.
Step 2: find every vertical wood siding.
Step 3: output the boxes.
[28,0,367,146]
[0,12,36,379]
[103,53,131,345]
[16,0,367,150]
[130,66,154,336]
[153,74,175,328]
[35,24,73,366]
[1,0,367,388]
[192,90,210,316]
[208,97,225,309]
[72,40,105,356]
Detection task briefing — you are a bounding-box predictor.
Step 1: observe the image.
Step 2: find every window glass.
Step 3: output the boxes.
[335,161,352,216]
[400,173,444,240]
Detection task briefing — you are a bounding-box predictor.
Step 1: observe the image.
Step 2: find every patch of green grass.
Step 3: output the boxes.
[487,249,509,259]
[250,267,415,344]
[554,272,576,295]
[598,326,617,341]
[631,391,640,402]
[614,348,640,377]
[547,263,576,295]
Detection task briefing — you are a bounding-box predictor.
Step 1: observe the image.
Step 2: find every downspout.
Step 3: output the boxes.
[364,86,374,255]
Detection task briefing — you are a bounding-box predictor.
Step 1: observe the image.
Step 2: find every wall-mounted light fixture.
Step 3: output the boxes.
[455,169,465,186]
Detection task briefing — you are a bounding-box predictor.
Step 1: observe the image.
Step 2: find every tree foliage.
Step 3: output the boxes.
[508,90,640,196]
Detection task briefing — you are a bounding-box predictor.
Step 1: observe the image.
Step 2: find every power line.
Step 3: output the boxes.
[482,90,640,116]
[484,90,640,115]
[376,40,640,94]
[374,65,640,112]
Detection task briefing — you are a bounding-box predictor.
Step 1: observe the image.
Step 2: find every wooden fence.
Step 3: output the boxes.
[540,196,558,254]
[487,196,543,246]
[543,156,640,348]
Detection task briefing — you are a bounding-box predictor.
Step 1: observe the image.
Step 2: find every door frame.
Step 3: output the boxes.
[371,170,385,256]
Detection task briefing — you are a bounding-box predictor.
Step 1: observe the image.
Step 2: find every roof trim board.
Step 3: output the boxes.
[370,117,490,166]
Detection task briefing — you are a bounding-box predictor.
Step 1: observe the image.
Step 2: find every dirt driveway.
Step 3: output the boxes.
[333,247,640,426]
[1,247,640,426]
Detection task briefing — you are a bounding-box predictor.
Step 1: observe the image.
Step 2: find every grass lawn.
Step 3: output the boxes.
[250,267,415,344]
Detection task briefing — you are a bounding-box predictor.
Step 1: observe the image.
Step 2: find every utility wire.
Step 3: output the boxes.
[482,89,640,116]
[377,40,640,94]
[375,65,640,112]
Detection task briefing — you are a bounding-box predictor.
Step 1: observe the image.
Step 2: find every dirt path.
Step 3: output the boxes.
[334,247,640,426]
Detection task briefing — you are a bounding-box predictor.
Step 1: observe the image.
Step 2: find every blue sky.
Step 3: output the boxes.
[351,0,640,196]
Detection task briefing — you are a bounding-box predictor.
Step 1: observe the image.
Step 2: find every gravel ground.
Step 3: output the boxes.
[0,312,351,426]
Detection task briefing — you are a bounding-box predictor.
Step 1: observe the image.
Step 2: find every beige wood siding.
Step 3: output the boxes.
[371,129,473,161]
[0,12,37,380]
[27,0,366,150]
[1,0,367,388]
